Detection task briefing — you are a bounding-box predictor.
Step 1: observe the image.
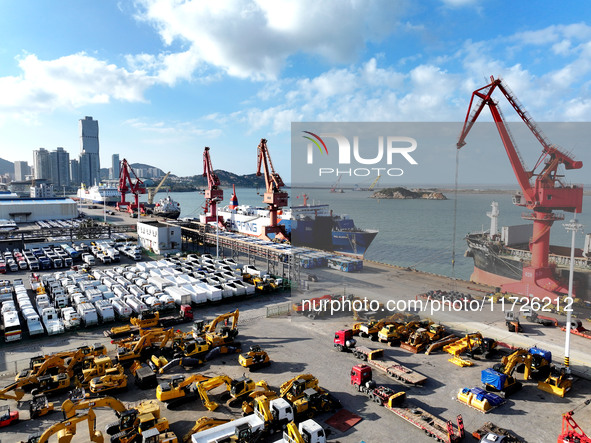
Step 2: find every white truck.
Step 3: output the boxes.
[77,302,99,326]
[82,253,95,266]
[61,307,81,330]
[111,298,132,320]
[163,286,192,306]
[124,295,149,316]
[53,293,69,309]
[243,265,263,277]
[192,399,293,443]
[41,307,65,335]
[147,276,174,292]
[23,310,45,336]
[95,299,115,323]
[194,282,223,302]
[273,420,327,443]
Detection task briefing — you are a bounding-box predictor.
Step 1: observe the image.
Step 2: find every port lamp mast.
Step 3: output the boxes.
[563,216,582,372]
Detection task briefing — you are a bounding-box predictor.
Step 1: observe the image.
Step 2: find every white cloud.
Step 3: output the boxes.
[133,0,405,80]
[0,52,154,116]
[123,117,222,138]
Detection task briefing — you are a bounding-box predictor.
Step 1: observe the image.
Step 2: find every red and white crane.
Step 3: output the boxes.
[457,76,583,302]
[202,146,224,226]
[256,138,289,241]
[117,158,146,215]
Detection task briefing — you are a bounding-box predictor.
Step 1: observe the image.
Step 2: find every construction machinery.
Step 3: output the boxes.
[116,327,178,364]
[29,394,57,419]
[89,366,128,393]
[22,409,103,443]
[538,365,573,397]
[117,158,146,214]
[457,75,584,302]
[558,400,591,443]
[256,138,289,241]
[456,387,505,413]
[239,345,271,371]
[156,374,211,406]
[280,374,320,403]
[482,347,554,396]
[105,399,170,439]
[204,309,239,348]
[505,311,523,333]
[443,332,497,366]
[105,306,193,339]
[400,324,445,353]
[147,171,171,205]
[130,361,158,389]
[78,355,119,386]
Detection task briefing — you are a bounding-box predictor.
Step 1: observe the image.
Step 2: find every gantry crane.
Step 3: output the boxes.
[256,138,289,241]
[117,158,146,215]
[457,76,583,302]
[202,147,224,226]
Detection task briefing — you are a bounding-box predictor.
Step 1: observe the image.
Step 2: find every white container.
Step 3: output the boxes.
[77,302,98,326]
[111,298,132,320]
[61,307,81,330]
[95,299,115,323]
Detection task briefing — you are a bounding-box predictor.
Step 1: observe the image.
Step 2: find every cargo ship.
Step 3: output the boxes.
[465,202,591,301]
[152,195,181,220]
[215,194,378,258]
[76,184,120,205]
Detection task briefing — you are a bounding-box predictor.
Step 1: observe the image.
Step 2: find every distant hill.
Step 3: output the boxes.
[130,163,165,177]
[0,158,14,176]
[184,170,266,188]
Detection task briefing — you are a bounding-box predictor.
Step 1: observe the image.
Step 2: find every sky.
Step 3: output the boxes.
[0,0,590,186]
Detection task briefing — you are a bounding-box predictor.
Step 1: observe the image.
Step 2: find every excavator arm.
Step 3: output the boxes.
[206,309,239,333]
[196,376,234,411]
[60,395,127,420]
[0,381,25,401]
[35,409,102,443]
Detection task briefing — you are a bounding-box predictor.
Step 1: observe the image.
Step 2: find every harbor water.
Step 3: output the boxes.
[155,188,591,281]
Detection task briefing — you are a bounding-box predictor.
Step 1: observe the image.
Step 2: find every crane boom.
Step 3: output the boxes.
[147,171,171,205]
[256,138,289,241]
[201,147,224,226]
[457,76,584,302]
[117,159,146,214]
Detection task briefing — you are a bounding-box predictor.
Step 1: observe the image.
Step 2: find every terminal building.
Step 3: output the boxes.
[0,197,78,222]
[137,220,181,254]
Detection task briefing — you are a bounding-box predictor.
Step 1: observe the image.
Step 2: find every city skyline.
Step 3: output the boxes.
[0,2,591,186]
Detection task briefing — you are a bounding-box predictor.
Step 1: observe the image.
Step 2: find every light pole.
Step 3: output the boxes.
[563,215,583,372]
[103,195,106,223]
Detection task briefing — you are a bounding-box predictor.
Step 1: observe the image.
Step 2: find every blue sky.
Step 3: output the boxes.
[0,0,590,185]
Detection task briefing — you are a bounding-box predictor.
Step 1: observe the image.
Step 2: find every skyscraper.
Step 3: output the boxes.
[111,154,120,180]
[14,161,31,181]
[70,159,80,187]
[49,147,70,187]
[33,148,51,180]
[79,116,100,186]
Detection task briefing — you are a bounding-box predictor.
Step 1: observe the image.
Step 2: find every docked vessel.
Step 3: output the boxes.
[465,202,591,301]
[216,194,378,258]
[152,195,181,220]
[77,184,119,205]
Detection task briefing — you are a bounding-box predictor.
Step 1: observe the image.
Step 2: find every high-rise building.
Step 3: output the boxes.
[49,147,70,187]
[70,159,80,187]
[79,116,100,186]
[33,148,51,180]
[111,154,120,180]
[14,161,31,181]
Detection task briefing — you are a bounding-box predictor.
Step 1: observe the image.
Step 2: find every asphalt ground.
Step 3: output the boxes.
[1,245,591,442]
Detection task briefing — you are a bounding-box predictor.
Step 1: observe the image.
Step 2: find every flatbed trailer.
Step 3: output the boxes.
[350,346,427,385]
[561,320,591,339]
[472,421,525,442]
[388,402,463,442]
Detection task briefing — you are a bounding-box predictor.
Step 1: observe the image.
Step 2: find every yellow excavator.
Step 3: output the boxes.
[21,409,103,443]
[280,374,320,403]
[239,345,271,371]
[204,309,239,347]
[156,374,211,405]
[117,328,178,364]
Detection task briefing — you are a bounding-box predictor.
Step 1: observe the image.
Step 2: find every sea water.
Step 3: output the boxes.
[156,188,591,281]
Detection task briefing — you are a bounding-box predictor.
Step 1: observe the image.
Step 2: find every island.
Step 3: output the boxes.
[370,187,447,200]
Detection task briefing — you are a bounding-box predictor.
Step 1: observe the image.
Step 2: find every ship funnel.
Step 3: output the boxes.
[229,184,238,210]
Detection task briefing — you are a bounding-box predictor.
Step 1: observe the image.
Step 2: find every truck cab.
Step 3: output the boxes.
[350,364,373,388]
[334,329,356,352]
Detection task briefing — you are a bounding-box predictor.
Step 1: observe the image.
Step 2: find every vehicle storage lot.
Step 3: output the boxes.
[1,260,591,442]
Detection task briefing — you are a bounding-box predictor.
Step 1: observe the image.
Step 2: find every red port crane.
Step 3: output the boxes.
[256,138,289,241]
[558,400,591,443]
[457,76,583,302]
[117,159,146,215]
[202,147,224,226]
